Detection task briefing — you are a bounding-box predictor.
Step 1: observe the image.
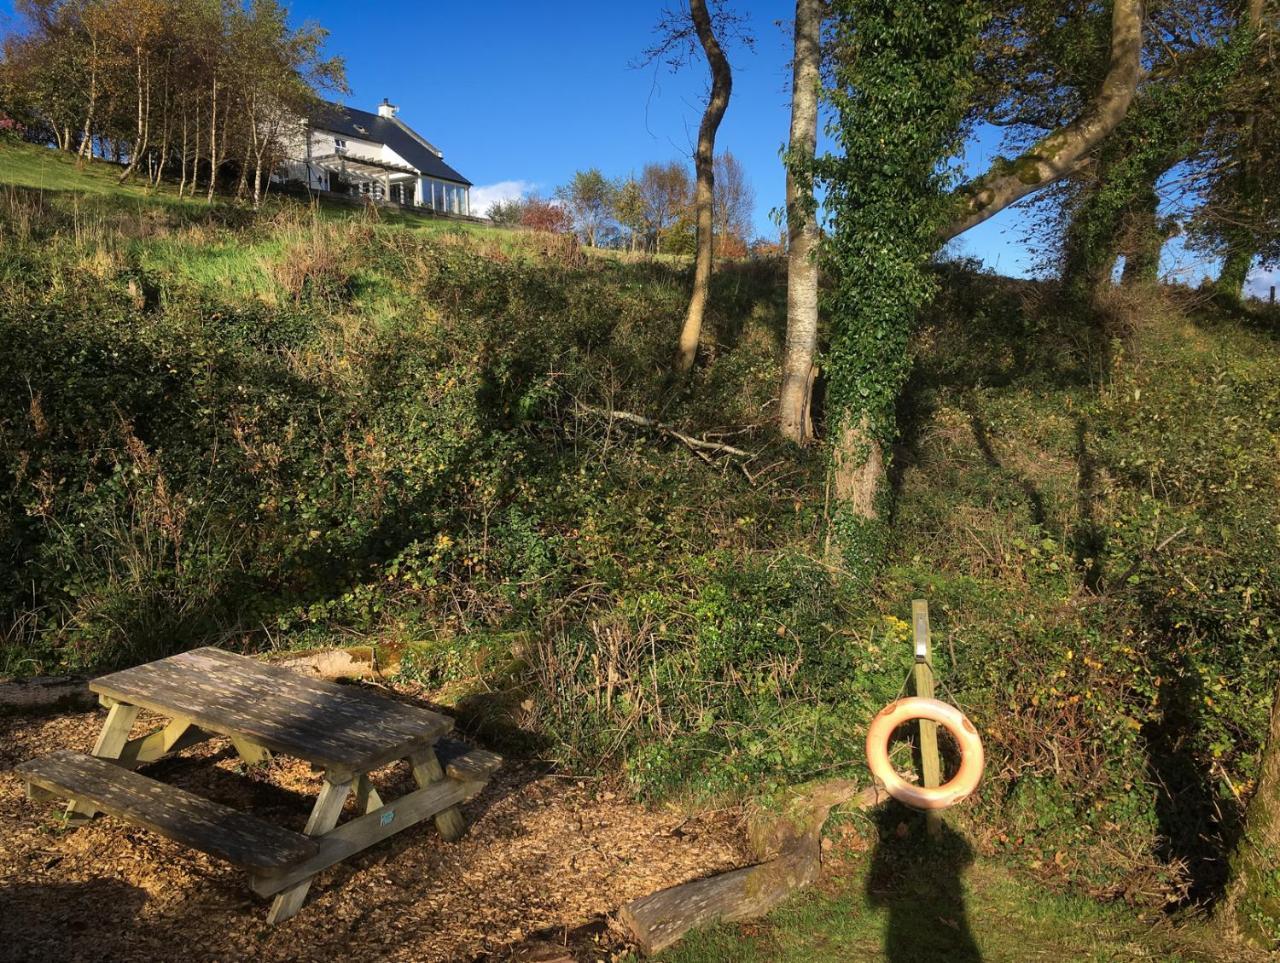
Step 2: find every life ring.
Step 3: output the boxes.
[865,696,984,811]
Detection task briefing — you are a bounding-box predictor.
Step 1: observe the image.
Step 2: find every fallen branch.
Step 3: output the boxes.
[572,403,755,460]
[616,779,885,956]
[1104,526,1188,594]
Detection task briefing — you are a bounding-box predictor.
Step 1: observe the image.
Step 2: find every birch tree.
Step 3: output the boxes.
[779,0,823,443]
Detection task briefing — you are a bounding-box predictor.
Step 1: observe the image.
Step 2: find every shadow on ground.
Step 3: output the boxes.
[866,803,982,963]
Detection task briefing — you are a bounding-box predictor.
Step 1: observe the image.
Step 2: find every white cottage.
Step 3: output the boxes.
[282,99,472,214]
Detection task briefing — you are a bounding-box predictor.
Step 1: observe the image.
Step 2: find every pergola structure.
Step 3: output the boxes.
[310,150,470,214]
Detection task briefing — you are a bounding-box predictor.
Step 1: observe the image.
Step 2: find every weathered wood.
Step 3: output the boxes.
[410,749,467,842]
[229,733,272,767]
[0,675,95,711]
[251,776,480,898]
[270,647,381,682]
[620,844,819,956]
[116,716,209,769]
[91,647,452,771]
[68,701,141,821]
[19,750,317,871]
[434,738,503,784]
[266,776,352,924]
[912,599,943,839]
[621,779,880,956]
[353,774,383,814]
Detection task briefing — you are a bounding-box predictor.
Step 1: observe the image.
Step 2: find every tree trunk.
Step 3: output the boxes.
[1216,678,1280,950]
[1061,177,1125,301]
[779,0,824,443]
[939,0,1144,242]
[119,50,148,184]
[77,35,99,164]
[1120,188,1163,285]
[674,0,733,374]
[206,77,219,203]
[178,110,190,196]
[1216,239,1254,300]
[830,414,884,526]
[1211,0,1265,303]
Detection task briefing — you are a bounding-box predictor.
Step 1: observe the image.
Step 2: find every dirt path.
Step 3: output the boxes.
[0,703,746,962]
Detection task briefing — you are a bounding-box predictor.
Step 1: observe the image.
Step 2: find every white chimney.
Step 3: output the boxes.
[378,98,398,119]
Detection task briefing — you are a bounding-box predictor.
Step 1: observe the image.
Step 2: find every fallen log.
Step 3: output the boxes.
[617,779,885,955]
[0,675,97,711]
[265,645,384,681]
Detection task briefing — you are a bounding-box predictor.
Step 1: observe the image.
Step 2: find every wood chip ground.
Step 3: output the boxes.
[0,701,746,962]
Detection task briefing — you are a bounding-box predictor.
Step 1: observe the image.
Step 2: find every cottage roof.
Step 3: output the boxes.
[311,101,472,187]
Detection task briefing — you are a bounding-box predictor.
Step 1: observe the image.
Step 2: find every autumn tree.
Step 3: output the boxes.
[638,160,691,252]
[486,197,527,226]
[555,168,616,247]
[712,151,753,257]
[613,176,648,252]
[2,0,343,202]
[520,196,572,234]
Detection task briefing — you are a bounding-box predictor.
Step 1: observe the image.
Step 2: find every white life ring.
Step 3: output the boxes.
[865,696,984,811]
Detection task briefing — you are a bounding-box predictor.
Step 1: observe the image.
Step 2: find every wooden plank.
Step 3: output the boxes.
[251,777,479,898]
[116,717,210,769]
[912,599,943,839]
[266,777,352,924]
[90,648,452,772]
[434,739,502,783]
[229,734,272,767]
[410,749,466,842]
[353,774,383,814]
[19,750,317,871]
[67,701,140,821]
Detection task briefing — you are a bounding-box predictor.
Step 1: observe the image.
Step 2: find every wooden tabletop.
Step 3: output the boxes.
[91,647,452,772]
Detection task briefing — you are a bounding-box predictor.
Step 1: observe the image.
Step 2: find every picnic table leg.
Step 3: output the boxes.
[229,734,272,767]
[410,748,466,842]
[66,700,141,822]
[266,774,352,925]
[353,773,383,813]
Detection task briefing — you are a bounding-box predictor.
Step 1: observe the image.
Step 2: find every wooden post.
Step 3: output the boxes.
[911,599,943,838]
[1271,285,1275,305]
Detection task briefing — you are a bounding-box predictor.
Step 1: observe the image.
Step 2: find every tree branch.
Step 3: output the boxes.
[941,0,1145,242]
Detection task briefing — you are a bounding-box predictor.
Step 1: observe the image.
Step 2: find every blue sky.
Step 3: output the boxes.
[0,0,1271,294]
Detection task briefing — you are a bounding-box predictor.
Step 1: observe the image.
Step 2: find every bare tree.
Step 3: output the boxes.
[779,0,823,443]
[675,0,731,371]
[640,1,750,373]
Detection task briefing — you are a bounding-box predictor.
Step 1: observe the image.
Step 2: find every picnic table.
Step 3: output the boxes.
[16,646,501,924]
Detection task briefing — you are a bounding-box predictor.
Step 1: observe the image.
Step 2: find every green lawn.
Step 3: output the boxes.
[0,140,511,235]
[655,830,1245,963]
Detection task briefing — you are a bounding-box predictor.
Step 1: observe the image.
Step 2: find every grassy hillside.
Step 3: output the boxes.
[3,140,1280,955]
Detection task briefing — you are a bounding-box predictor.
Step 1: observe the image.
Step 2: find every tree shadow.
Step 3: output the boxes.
[0,878,151,961]
[866,803,983,962]
[1142,664,1242,908]
[1071,415,1106,592]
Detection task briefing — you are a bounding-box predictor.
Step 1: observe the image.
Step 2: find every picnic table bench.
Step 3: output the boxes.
[16,646,501,924]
